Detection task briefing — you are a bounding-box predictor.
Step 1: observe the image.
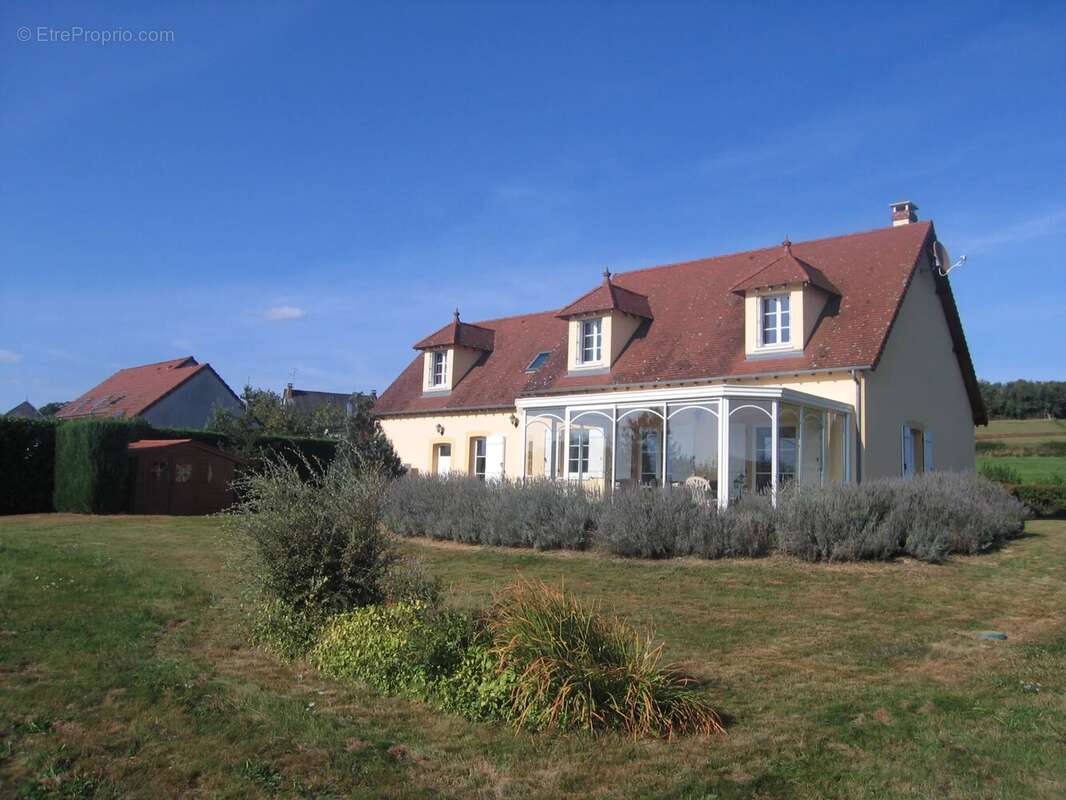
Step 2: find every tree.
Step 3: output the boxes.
[206,385,403,476]
[979,380,1066,420]
[38,401,68,417]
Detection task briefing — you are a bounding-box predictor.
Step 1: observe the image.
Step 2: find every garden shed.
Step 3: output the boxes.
[128,439,241,515]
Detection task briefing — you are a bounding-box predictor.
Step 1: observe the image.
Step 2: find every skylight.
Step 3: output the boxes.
[526,351,550,372]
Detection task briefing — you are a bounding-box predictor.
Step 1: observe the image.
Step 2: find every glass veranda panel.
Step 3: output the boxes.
[568,409,612,492]
[525,407,565,479]
[727,400,773,501]
[800,408,826,486]
[615,407,664,487]
[777,403,799,487]
[666,402,720,499]
[825,411,847,482]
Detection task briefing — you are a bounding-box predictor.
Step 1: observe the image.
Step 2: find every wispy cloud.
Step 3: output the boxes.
[262,305,307,322]
[0,349,22,364]
[960,208,1066,253]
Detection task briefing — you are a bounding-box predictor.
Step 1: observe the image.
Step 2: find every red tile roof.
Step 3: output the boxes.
[557,274,653,319]
[375,222,985,423]
[57,357,235,420]
[413,312,496,351]
[730,241,840,295]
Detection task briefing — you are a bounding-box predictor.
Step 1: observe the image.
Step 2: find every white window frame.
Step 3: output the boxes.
[759,294,791,349]
[568,428,591,476]
[430,351,447,386]
[580,318,603,364]
[470,436,487,480]
[526,351,550,372]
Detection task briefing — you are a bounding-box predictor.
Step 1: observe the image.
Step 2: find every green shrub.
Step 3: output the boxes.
[486,580,725,737]
[310,601,473,695]
[434,639,517,721]
[248,597,327,661]
[979,462,1023,484]
[1011,484,1066,518]
[53,418,153,513]
[0,417,56,515]
[225,455,395,617]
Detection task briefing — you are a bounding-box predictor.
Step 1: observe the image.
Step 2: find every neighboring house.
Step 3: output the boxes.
[281,384,354,416]
[57,356,243,429]
[5,401,43,419]
[375,201,985,506]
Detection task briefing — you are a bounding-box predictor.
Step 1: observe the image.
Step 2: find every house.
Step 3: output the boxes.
[57,356,243,430]
[374,201,985,506]
[4,401,43,419]
[281,384,354,416]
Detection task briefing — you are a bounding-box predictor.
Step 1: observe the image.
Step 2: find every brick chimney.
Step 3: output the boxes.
[891,200,918,226]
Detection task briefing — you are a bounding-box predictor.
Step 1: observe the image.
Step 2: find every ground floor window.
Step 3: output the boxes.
[469,437,486,480]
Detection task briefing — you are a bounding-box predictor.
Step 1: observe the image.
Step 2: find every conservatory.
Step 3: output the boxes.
[518,385,852,507]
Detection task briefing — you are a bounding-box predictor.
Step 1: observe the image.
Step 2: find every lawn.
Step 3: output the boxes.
[978,455,1066,484]
[2,515,1065,799]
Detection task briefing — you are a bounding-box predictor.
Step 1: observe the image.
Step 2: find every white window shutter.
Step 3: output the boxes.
[486,434,506,481]
[924,432,934,472]
[587,428,605,478]
[901,424,914,477]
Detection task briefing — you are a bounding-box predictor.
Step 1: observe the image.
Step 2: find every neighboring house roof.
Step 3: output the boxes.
[5,401,43,419]
[376,221,986,423]
[557,273,653,319]
[282,387,353,415]
[56,356,240,420]
[730,241,840,295]
[414,311,496,351]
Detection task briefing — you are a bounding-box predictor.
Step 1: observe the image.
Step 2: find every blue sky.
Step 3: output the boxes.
[2,1,1064,411]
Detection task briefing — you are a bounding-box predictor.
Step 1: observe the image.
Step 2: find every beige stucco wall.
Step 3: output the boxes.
[862,254,976,478]
[379,410,522,477]
[420,346,481,393]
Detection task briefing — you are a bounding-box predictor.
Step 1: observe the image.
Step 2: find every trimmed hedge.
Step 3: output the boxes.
[386,472,1029,564]
[53,418,152,513]
[1011,484,1066,518]
[0,417,57,515]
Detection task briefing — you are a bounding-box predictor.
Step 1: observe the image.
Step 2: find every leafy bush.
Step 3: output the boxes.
[53,418,153,513]
[1011,484,1066,518]
[248,597,327,661]
[226,455,395,618]
[486,580,725,737]
[0,417,56,515]
[979,462,1023,484]
[310,601,473,695]
[434,638,517,721]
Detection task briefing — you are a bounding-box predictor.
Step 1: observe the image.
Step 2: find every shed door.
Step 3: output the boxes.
[142,455,173,514]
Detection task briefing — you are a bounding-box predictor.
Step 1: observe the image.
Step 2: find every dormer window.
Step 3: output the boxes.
[431,351,447,386]
[580,318,603,363]
[760,295,791,347]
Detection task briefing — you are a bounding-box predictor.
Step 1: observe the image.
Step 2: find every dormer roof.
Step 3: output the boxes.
[413,310,496,351]
[730,240,841,296]
[557,272,653,320]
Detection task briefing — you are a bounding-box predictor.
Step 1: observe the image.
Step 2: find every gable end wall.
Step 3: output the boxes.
[862,252,976,478]
[142,369,243,429]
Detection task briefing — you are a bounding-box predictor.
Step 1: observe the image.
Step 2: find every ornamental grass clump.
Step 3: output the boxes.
[487,579,725,738]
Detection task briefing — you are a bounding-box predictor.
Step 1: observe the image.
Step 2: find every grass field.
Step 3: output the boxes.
[977,419,1066,443]
[2,515,1065,799]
